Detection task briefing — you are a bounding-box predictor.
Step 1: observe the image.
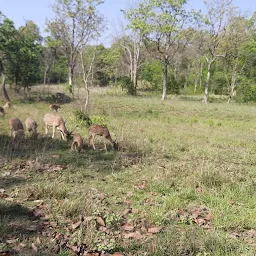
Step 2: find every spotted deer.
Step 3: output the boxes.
[9,118,25,147]
[25,117,38,138]
[3,101,11,109]
[43,113,69,140]
[0,106,5,116]
[88,124,118,151]
[71,133,83,152]
[49,104,61,112]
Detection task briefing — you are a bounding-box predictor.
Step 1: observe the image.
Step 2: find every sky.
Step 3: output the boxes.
[1,0,256,47]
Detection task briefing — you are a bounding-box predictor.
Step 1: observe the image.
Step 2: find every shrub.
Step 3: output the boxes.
[235,83,256,103]
[117,76,136,95]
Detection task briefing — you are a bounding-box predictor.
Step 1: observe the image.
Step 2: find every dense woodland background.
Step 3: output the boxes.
[1,0,256,105]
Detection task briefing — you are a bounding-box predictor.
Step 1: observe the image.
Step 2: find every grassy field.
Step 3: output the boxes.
[0,86,256,256]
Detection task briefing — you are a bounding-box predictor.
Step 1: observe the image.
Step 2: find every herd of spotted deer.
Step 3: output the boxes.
[1,102,118,152]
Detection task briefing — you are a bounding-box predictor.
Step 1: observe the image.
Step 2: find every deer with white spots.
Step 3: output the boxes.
[88,124,118,151]
[43,113,69,141]
[9,117,25,147]
[25,117,38,138]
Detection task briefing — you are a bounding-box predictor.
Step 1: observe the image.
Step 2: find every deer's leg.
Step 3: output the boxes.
[89,134,96,150]
[71,141,76,150]
[60,130,65,140]
[52,126,56,138]
[45,125,49,135]
[103,136,108,151]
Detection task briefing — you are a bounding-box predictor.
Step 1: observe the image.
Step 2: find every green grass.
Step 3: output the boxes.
[0,86,256,255]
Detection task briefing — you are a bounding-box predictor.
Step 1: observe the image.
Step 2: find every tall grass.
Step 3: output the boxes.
[0,86,255,255]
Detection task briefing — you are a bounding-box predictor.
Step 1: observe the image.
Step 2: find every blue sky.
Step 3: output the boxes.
[1,0,255,47]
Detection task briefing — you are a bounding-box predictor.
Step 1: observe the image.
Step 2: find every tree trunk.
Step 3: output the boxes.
[2,73,11,102]
[203,59,213,104]
[84,88,90,112]
[44,64,49,85]
[227,58,238,104]
[68,65,74,95]
[199,61,203,88]
[162,61,168,100]
[133,61,138,95]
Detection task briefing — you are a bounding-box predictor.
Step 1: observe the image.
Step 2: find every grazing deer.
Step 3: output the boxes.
[12,129,25,143]
[0,106,5,116]
[88,124,118,151]
[9,118,25,147]
[71,133,83,152]
[49,104,61,112]
[25,117,38,138]
[3,101,11,109]
[9,117,24,135]
[43,113,69,141]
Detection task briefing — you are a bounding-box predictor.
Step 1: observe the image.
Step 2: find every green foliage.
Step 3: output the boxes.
[117,76,136,95]
[180,85,204,95]
[0,14,43,88]
[93,44,121,86]
[90,115,107,126]
[74,110,92,127]
[140,60,162,90]
[211,71,229,95]
[235,82,256,103]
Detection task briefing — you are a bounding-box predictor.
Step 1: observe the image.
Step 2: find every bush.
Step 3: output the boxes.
[235,83,256,103]
[117,76,136,95]
[180,85,204,95]
[74,110,92,127]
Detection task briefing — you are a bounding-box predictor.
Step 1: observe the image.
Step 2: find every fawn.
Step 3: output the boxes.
[9,118,25,148]
[88,124,118,151]
[25,117,38,139]
[0,106,5,116]
[71,133,83,152]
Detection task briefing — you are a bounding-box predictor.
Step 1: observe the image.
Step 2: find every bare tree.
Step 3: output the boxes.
[79,45,96,112]
[201,0,234,103]
[47,0,103,95]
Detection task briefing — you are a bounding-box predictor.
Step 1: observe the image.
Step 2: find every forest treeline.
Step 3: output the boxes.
[1,0,256,103]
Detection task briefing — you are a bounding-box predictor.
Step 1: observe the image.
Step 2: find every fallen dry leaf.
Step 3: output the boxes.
[26,225,38,232]
[51,154,60,158]
[33,199,44,204]
[36,237,41,244]
[123,231,143,240]
[98,193,106,201]
[121,223,134,231]
[32,208,45,217]
[96,216,105,227]
[5,239,17,244]
[121,208,132,216]
[134,182,147,190]
[147,227,162,234]
[85,216,94,222]
[99,226,107,232]
[195,218,206,226]
[82,252,100,256]
[31,243,38,253]
[71,220,82,230]
[70,245,80,253]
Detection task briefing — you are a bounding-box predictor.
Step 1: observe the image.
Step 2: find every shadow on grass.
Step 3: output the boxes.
[0,202,42,248]
[0,134,143,179]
